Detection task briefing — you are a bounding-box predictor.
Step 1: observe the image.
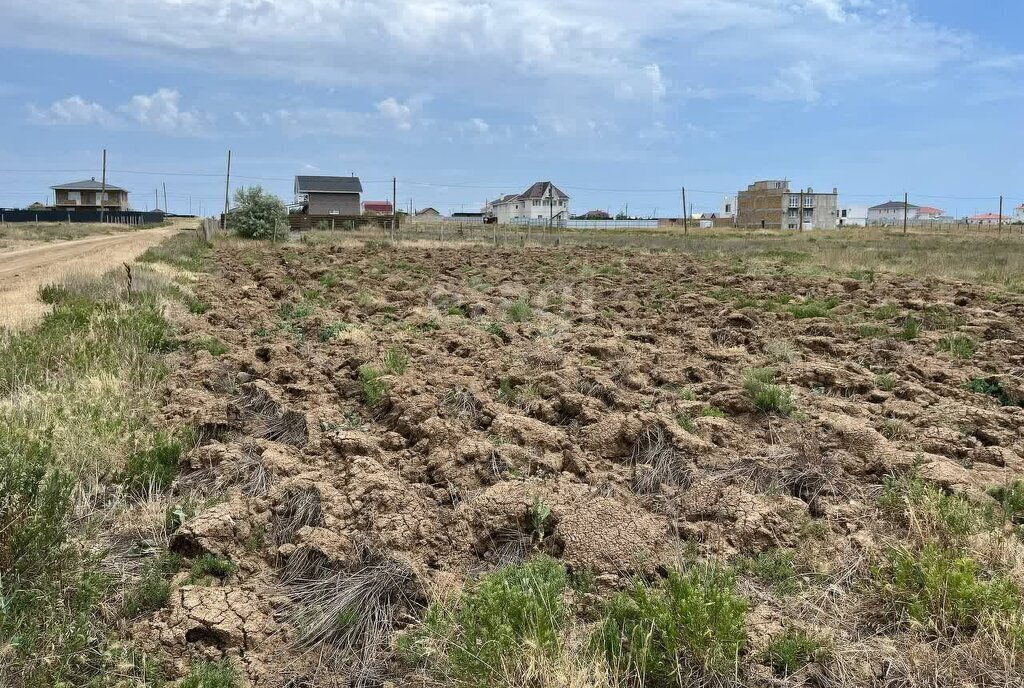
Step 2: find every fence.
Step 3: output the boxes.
[0,208,167,225]
[286,213,397,232]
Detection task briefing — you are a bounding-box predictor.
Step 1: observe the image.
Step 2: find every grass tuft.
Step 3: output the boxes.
[743,368,796,416]
[762,627,829,677]
[595,563,747,686]
[936,334,977,359]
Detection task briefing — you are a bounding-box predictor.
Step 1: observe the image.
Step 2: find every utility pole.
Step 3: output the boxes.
[998,195,1003,235]
[903,192,908,235]
[222,150,232,233]
[163,182,168,215]
[682,187,688,234]
[391,176,397,242]
[155,189,159,212]
[799,189,804,231]
[100,148,107,223]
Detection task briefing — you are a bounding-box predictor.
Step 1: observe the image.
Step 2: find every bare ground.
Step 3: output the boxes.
[137,240,1024,686]
[0,227,181,327]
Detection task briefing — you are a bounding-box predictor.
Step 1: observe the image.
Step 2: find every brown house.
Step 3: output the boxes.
[51,178,129,210]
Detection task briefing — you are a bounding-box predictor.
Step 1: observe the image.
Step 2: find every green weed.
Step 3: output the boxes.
[595,563,747,686]
[967,378,1018,406]
[762,628,829,676]
[900,317,921,341]
[358,365,387,406]
[936,334,977,360]
[120,432,183,495]
[184,554,237,585]
[735,549,800,594]
[179,660,239,688]
[743,368,796,416]
[382,346,409,375]
[506,298,534,322]
[875,373,897,391]
[123,552,182,618]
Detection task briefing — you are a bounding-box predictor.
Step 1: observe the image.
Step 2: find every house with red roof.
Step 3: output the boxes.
[362,200,393,215]
[968,212,1003,226]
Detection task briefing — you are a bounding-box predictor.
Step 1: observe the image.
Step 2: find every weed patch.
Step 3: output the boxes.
[595,563,747,686]
[936,334,977,360]
[743,368,796,416]
[762,628,829,676]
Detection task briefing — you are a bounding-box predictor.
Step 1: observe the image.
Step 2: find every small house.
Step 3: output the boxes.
[294,175,362,215]
[51,178,129,210]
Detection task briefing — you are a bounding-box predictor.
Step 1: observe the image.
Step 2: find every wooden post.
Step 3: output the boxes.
[681,187,688,234]
[163,182,168,215]
[903,192,908,235]
[392,177,397,243]
[222,149,232,233]
[100,148,107,224]
[998,195,1003,235]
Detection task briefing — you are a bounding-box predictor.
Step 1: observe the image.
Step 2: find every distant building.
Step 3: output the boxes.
[719,196,736,218]
[1014,204,1024,222]
[294,175,362,215]
[51,178,129,211]
[968,212,1003,226]
[837,205,868,227]
[867,201,948,225]
[917,206,945,222]
[27,201,49,210]
[580,209,611,220]
[736,180,838,230]
[483,181,570,224]
[362,200,394,215]
[415,207,441,219]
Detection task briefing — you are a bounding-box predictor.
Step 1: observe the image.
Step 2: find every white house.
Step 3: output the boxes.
[484,182,570,224]
[837,205,868,227]
[719,196,736,218]
[1015,204,1024,222]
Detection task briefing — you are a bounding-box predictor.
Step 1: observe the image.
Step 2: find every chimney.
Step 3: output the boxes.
[833,187,838,195]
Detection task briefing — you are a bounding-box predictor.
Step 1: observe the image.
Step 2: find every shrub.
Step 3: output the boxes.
[138,232,210,271]
[701,406,727,418]
[231,186,288,240]
[968,378,1018,406]
[184,554,237,585]
[874,545,1021,636]
[192,336,228,356]
[359,365,387,406]
[179,660,239,688]
[595,564,747,686]
[988,482,1024,524]
[120,432,183,495]
[318,322,349,342]
[762,627,829,676]
[936,334,977,359]
[506,298,534,322]
[743,368,796,416]
[405,557,568,686]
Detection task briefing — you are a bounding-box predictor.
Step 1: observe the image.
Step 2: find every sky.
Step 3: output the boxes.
[0,0,1021,217]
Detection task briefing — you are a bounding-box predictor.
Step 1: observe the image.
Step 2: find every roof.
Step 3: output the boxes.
[869,201,920,211]
[51,178,126,191]
[519,181,568,200]
[416,207,440,215]
[917,206,943,215]
[969,213,1002,220]
[363,201,393,211]
[295,175,362,193]
[452,212,483,217]
[489,182,569,207]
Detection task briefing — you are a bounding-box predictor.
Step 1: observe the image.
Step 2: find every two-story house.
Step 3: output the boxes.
[51,178,129,210]
[483,182,570,224]
[294,175,362,215]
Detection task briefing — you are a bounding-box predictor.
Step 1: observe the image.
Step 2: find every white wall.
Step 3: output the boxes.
[719,196,736,218]
[838,205,868,227]
[867,206,920,225]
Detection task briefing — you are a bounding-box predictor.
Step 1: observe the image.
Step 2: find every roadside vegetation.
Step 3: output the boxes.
[0,233,209,687]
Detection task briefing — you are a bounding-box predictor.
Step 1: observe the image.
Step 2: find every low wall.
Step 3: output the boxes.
[0,209,167,225]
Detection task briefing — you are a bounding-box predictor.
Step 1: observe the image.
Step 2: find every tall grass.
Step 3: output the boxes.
[0,243,195,686]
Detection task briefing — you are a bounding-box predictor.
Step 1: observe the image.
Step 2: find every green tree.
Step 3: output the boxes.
[232,186,287,239]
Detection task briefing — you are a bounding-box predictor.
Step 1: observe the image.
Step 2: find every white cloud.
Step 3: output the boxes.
[29,95,114,126]
[29,89,208,135]
[760,62,821,102]
[9,1,971,128]
[469,117,489,133]
[119,88,206,135]
[233,111,250,126]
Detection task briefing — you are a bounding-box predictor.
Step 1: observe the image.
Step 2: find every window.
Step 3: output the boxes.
[68,191,81,203]
[559,200,565,207]
[788,196,800,208]
[533,200,540,206]
[841,209,847,218]
[725,203,732,213]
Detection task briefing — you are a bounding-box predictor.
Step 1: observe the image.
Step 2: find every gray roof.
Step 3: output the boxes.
[519,181,568,200]
[870,201,919,211]
[295,175,362,193]
[51,178,126,191]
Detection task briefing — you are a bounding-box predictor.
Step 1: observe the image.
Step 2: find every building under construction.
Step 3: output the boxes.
[736,180,838,230]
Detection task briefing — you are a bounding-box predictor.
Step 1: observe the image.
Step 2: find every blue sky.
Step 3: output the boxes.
[1,0,1021,217]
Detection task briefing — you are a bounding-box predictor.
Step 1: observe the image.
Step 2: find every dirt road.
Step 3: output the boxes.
[0,228,181,328]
